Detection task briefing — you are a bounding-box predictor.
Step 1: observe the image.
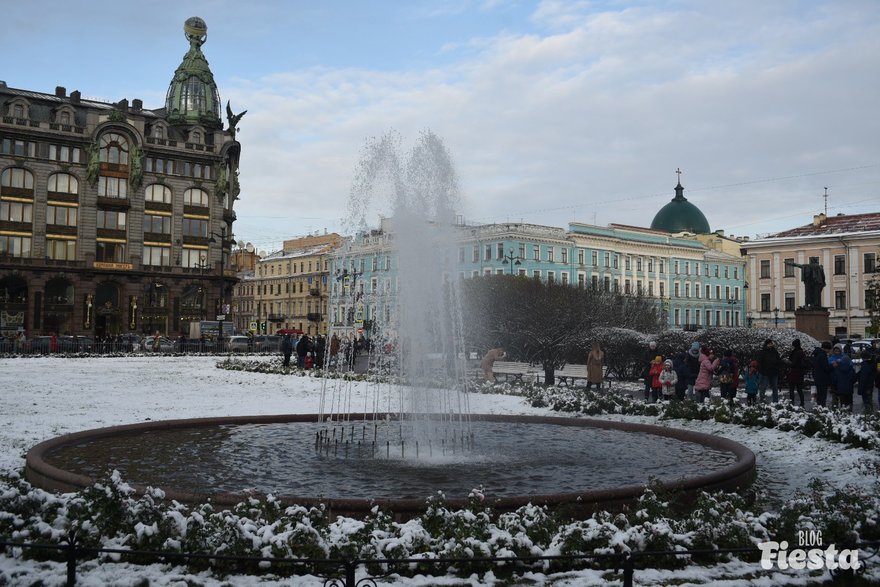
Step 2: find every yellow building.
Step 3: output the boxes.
[741,213,880,338]
[246,233,341,336]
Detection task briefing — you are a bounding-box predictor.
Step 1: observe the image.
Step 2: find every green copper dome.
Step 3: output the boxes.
[165,17,221,128]
[650,182,711,234]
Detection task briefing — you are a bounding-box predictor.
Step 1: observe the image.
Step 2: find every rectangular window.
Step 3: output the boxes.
[674,308,680,326]
[458,247,464,263]
[784,292,795,311]
[143,245,170,266]
[561,272,568,286]
[834,255,845,275]
[533,245,540,261]
[685,282,691,298]
[591,250,598,266]
[548,271,555,284]
[604,252,610,267]
[636,257,642,272]
[674,282,680,297]
[472,245,478,263]
[46,238,76,260]
[625,279,631,294]
[95,241,126,263]
[181,248,206,268]
[695,263,700,276]
[625,256,631,271]
[714,265,719,277]
[590,275,598,290]
[578,274,585,288]
[144,214,170,234]
[706,284,711,299]
[484,244,492,261]
[724,266,729,278]
[761,293,771,312]
[659,281,665,297]
[684,261,689,275]
[648,259,654,273]
[372,256,378,271]
[684,309,690,325]
[648,281,654,296]
[867,289,877,310]
[0,201,33,223]
[613,255,619,269]
[725,286,731,300]
[561,248,567,264]
[97,210,126,230]
[604,276,610,292]
[519,243,526,258]
[835,290,846,309]
[182,218,207,237]
[716,285,721,300]
[733,267,738,279]
[533,269,541,280]
[97,176,128,198]
[46,205,77,226]
[496,243,504,259]
[760,260,770,278]
[706,310,712,326]
[674,261,680,274]
[864,253,877,273]
[716,310,722,326]
[659,260,665,274]
[548,247,554,263]
[784,258,795,277]
[579,249,585,265]
[0,235,32,257]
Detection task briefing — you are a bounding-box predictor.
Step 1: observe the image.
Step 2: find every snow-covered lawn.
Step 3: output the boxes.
[0,356,877,586]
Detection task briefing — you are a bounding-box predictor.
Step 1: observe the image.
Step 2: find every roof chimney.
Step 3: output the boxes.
[117,98,129,110]
[55,86,66,98]
[715,229,725,237]
[813,213,827,227]
[0,80,7,89]
[132,98,142,111]
[70,90,80,104]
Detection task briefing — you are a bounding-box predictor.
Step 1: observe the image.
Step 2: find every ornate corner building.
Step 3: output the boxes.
[0,17,244,339]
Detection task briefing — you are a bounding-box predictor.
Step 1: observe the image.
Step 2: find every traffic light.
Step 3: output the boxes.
[261,321,267,333]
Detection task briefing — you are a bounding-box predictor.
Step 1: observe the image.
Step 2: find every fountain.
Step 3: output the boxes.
[26,131,755,518]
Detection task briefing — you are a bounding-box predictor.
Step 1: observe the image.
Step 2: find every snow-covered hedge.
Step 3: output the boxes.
[1,471,878,582]
[524,386,880,451]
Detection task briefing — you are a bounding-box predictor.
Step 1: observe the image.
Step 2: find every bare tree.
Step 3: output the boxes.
[462,275,661,385]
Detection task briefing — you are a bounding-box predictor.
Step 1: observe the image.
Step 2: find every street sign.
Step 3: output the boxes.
[249,321,258,331]
[216,314,226,321]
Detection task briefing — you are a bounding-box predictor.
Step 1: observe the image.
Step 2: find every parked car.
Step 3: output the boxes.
[253,335,281,353]
[227,335,253,353]
[141,335,177,352]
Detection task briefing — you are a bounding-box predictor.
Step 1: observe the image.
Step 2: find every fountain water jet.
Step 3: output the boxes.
[317,130,472,458]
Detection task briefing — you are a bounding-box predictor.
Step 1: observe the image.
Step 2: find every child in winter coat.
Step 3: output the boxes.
[658,359,678,401]
[648,355,664,403]
[743,360,760,406]
[304,352,314,370]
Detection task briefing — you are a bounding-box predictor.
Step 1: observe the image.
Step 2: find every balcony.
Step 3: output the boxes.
[307,313,323,322]
[268,314,286,322]
[309,288,322,297]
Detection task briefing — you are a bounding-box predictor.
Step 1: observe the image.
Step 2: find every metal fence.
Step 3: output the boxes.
[1,537,877,586]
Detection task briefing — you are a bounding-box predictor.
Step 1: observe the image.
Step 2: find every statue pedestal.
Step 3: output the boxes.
[794,309,830,342]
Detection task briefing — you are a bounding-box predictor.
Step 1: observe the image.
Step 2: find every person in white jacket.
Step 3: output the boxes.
[658,359,678,401]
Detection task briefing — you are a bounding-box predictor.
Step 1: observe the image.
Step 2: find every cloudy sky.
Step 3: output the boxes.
[3,0,878,252]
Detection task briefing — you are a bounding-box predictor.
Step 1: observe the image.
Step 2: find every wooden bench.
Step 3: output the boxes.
[491,361,539,383]
[553,364,589,386]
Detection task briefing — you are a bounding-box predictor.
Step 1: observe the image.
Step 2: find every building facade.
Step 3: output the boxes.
[741,212,880,338]
[0,17,242,339]
[326,218,747,337]
[243,233,341,336]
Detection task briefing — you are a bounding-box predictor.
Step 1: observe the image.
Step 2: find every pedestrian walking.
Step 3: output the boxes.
[811,341,833,408]
[787,339,808,406]
[757,339,782,403]
[586,342,604,390]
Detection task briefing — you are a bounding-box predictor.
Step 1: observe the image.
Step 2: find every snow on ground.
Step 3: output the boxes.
[0,356,876,586]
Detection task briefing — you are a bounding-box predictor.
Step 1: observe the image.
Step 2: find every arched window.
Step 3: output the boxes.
[48,173,78,194]
[99,133,129,165]
[181,76,205,113]
[1,168,35,191]
[13,104,24,118]
[183,187,208,207]
[145,184,172,204]
[191,131,201,144]
[60,112,71,125]
[153,125,164,139]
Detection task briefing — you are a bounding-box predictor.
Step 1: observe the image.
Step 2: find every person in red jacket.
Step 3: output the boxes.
[648,355,664,403]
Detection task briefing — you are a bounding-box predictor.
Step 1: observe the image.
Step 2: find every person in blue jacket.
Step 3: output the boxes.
[828,344,855,410]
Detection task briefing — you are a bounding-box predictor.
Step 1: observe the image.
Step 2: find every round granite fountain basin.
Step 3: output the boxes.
[27,414,755,519]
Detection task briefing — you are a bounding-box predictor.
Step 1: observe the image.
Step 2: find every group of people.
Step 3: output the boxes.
[280,333,325,369]
[635,338,877,412]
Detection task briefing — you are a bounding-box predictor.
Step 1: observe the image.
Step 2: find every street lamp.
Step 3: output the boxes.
[208,226,234,347]
[501,248,523,275]
[773,307,780,329]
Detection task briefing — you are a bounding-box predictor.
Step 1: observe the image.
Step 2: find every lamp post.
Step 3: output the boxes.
[501,248,523,275]
[773,307,780,329]
[209,227,233,349]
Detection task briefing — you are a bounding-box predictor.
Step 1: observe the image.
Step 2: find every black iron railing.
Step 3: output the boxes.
[1,537,876,586]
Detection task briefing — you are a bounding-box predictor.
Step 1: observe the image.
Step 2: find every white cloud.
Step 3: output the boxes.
[221,2,879,246]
